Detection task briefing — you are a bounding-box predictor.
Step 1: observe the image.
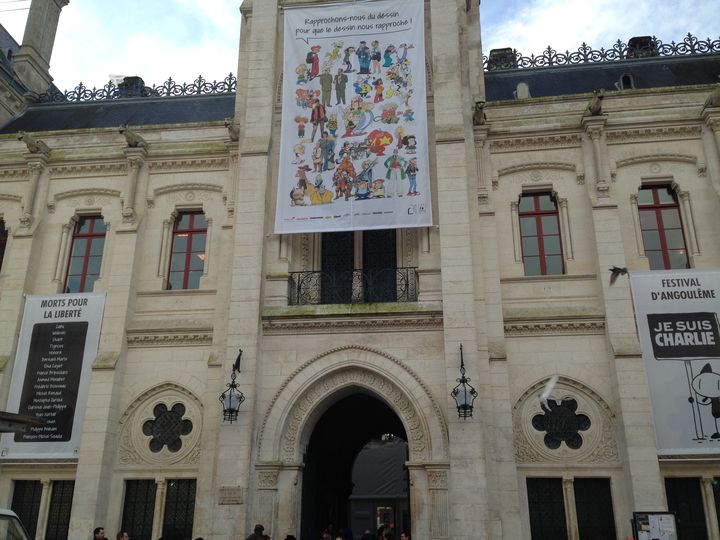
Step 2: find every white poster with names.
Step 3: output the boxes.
[1,293,105,459]
[630,269,720,456]
[275,0,432,234]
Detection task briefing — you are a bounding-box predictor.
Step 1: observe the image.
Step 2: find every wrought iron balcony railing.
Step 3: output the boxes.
[288,267,418,305]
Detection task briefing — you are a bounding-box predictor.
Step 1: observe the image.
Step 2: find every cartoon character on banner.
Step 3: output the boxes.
[296,89,320,109]
[367,129,393,157]
[396,43,415,64]
[378,103,400,124]
[383,44,396,68]
[354,76,372,98]
[296,64,308,85]
[691,363,720,440]
[371,178,386,198]
[405,158,419,196]
[292,143,306,165]
[295,116,308,139]
[357,41,371,74]
[343,46,356,73]
[306,45,321,80]
[334,69,348,105]
[371,40,382,74]
[373,78,384,103]
[383,148,407,198]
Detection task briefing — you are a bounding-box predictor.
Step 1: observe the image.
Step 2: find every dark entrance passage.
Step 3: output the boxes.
[300,393,410,540]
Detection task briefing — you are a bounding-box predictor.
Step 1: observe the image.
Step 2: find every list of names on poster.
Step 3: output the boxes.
[16,321,88,443]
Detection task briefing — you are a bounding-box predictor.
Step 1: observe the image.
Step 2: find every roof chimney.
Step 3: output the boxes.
[13,0,69,96]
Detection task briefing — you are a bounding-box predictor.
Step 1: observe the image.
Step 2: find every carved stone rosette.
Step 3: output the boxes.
[117,383,203,466]
[512,376,619,464]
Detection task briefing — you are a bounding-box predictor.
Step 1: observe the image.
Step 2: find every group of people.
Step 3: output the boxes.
[92,526,205,540]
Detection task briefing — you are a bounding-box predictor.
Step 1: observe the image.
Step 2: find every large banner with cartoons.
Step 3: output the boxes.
[275,0,432,234]
[630,269,720,456]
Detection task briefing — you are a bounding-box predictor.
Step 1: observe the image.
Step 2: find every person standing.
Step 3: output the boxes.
[115,532,129,540]
[334,69,348,105]
[93,527,105,540]
[400,533,411,540]
[246,524,266,540]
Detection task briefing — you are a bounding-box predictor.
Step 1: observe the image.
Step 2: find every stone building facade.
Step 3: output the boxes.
[0,0,720,539]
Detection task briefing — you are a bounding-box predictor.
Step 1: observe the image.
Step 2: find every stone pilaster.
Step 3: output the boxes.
[121,147,147,224]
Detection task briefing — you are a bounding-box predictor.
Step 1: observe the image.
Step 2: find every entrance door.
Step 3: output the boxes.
[300,394,410,540]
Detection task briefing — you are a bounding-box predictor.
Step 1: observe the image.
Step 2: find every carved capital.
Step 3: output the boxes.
[427,469,448,489]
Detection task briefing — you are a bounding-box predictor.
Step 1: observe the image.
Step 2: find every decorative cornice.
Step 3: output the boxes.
[126,330,213,347]
[262,314,443,334]
[0,167,28,180]
[616,154,697,169]
[606,125,702,143]
[504,318,606,336]
[489,133,581,152]
[49,162,127,177]
[147,156,229,173]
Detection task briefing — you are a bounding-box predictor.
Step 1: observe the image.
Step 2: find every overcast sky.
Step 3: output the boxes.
[1,0,718,91]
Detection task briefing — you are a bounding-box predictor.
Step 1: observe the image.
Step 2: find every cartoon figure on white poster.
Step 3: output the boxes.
[631,270,720,455]
[276,0,431,234]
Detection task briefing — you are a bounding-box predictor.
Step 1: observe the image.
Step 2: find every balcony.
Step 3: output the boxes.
[288,267,418,305]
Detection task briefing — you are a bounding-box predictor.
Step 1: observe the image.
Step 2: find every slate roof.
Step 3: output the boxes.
[0,94,235,133]
[484,54,720,101]
[1,52,718,134]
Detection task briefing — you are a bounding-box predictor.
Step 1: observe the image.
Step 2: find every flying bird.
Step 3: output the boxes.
[539,374,559,412]
[609,266,628,285]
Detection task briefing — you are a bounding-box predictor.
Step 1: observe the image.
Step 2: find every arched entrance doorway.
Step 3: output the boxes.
[300,393,410,540]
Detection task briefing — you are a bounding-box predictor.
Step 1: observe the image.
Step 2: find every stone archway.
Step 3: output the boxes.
[252,346,450,540]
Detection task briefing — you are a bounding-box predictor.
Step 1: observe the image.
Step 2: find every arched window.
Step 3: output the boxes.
[64,215,106,293]
[167,211,207,290]
[637,186,689,270]
[518,192,564,276]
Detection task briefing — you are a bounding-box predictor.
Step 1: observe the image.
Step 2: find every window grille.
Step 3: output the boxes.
[10,480,42,538]
[122,480,157,540]
[45,480,74,540]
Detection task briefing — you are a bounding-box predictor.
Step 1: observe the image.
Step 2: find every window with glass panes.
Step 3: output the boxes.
[122,480,157,540]
[665,477,708,540]
[45,480,74,540]
[64,216,106,293]
[518,193,564,276]
[0,218,8,271]
[10,480,42,538]
[167,212,206,290]
[637,186,689,270]
[162,479,196,540]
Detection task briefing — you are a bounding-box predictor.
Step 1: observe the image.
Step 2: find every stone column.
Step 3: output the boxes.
[702,110,720,199]
[35,479,52,540]
[582,116,610,200]
[122,147,147,223]
[255,465,280,537]
[701,477,720,540]
[21,154,48,228]
[427,466,450,539]
[151,478,167,540]
[562,477,579,540]
[429,0,495,537]
[582,122,667,532]
[407,464,430,540]
[212,0,279,538]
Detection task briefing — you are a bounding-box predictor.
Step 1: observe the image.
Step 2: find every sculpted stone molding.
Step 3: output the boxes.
[118,382,203,466]
[49,162,127,177]
[490,134,581,152]
[427,469,448,489]
[615,153,705,177]
[48,188,121,213]
[258,345,449,464]
[0,193,23,202]
[504,319,606,336]
[497,161,585,186]
[262,315,443,334]
[148,182,224,208]
[280,366,428,462]
[147,157,229,173]
[606,125,702,143]
[0,168,28,180]
[126,332,213,347]
[512,376,619,464]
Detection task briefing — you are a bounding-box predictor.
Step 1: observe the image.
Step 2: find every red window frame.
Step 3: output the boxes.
[64,215,106,293]
[637,186,689,270]
[518,193,565,276]
[167,211,207,290]
[0,218,7,272]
